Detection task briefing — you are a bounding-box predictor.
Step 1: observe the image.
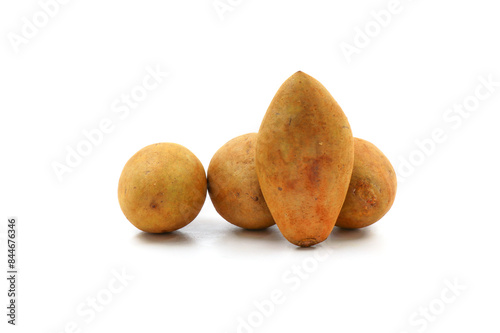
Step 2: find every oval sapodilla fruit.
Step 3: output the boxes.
[336,138,397,229]
[118,143,207,233]
[256,71,354,247]
[207,133,274,230]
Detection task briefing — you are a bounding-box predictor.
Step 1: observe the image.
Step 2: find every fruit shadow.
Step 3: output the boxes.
[230,225,284,242]
[330,226,376,246]
[217,225,289,254]
[134,231,194,246]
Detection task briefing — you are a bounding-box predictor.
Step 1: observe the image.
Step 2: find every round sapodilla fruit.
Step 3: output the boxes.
[336,138,397,229]
[208,133,274,230]
[118,143,207,233]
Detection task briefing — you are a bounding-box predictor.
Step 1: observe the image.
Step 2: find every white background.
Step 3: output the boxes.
[1,0,500,332]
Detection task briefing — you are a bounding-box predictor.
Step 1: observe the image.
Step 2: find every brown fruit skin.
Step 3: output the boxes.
[118,143,207,233]
[336,138,397,229]
[256,71,354,247]
[207,133,275,230]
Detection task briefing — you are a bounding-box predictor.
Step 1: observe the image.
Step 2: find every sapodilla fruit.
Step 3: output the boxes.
[256,71,354,247]
[118,143,207,233]
[336,138,397,229]
[207,133,274,230]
